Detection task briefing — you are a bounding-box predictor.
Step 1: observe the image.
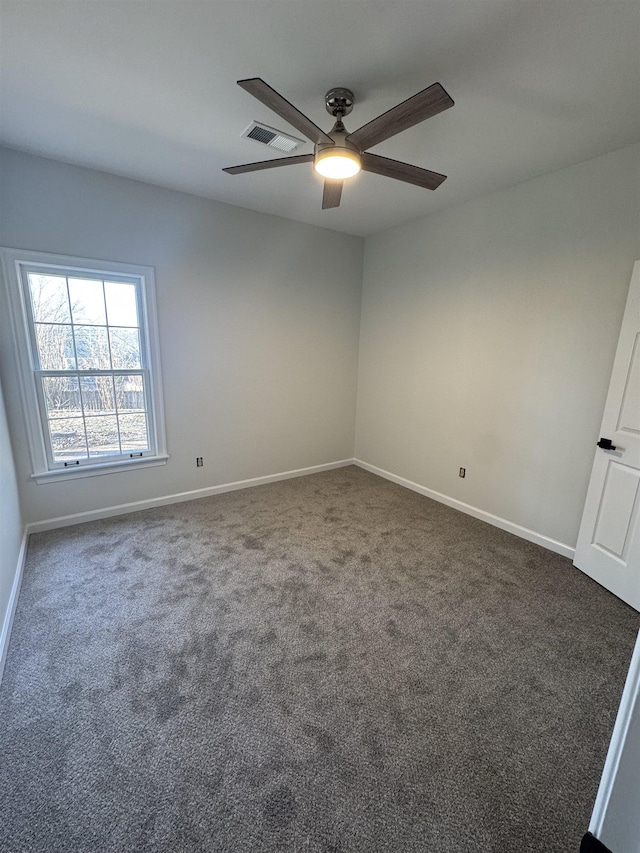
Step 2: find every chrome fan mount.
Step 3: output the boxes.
[223,78,454,209]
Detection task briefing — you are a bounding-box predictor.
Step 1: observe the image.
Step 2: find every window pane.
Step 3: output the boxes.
[42,376,81,418]
[50,418,87,462]
[115,374,144,411]
[74,326,111,369]
[105,281,138,327]
[28,274,71,324]
[35,324,76,369]
[119,414,149,452]
[80,376,115,414]
[68,278,107,325]
[110,328,141,368]
[85,415,120,457]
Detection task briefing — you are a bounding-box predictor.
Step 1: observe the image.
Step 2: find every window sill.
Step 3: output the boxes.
[31,454,169,484]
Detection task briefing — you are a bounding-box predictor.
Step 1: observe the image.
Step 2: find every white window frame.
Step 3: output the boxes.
[1,248,168,482]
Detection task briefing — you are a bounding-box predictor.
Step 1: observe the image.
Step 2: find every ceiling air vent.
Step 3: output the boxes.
[241,121,304,153]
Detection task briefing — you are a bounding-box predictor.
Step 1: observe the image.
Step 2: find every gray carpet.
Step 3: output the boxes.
[1,466,638,852]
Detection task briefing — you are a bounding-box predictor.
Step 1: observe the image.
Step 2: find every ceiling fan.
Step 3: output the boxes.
[223,78,454,209]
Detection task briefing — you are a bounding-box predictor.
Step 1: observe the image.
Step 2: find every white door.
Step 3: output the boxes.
[574,261,640,612]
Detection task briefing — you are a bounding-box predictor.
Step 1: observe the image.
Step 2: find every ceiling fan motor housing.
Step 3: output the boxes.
[315,127,360,156]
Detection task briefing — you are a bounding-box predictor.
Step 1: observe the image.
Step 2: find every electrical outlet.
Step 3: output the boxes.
[196,457,203,467]
[459,467,466,478]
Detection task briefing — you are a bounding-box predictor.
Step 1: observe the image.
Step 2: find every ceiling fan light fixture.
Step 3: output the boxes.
[314,147,361,180]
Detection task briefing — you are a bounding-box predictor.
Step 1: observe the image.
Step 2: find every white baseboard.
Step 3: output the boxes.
[354,459,575,559]
[25,456,575,558]
[26,459,355,534]
[0,527,28,685]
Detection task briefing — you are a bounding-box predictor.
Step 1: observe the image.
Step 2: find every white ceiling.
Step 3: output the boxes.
[1,1,639,236]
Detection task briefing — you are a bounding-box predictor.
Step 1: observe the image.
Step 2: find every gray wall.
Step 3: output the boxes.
[0,147,363,524]
[0,372,23,668]
[356,144,640,548]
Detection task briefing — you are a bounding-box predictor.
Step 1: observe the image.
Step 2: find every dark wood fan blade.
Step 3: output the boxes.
[347,82,454,151]
[361,152,447,190]
[237,78,334,145]
[223,154,314,175]
[322,179,343,209]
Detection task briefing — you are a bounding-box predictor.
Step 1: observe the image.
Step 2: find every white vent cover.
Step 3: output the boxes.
[241,121,304,153]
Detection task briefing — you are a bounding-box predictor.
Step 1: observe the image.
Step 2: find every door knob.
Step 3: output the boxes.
[596,437,617,451]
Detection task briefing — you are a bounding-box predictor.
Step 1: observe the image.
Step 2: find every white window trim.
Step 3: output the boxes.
[1,247,168,482]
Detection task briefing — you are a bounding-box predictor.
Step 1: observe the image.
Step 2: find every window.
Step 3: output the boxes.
[1,249,168,481]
